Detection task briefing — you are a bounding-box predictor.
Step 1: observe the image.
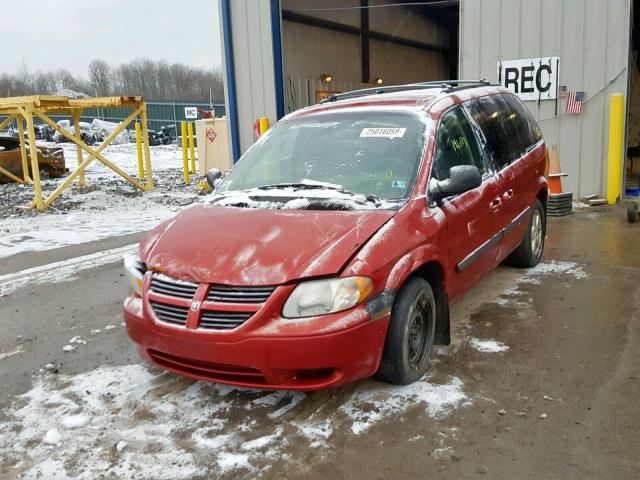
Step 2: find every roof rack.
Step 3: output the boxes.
[320,80,496,104]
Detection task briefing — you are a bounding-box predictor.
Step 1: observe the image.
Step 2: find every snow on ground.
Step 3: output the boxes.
[43,141,186,176]
[495,260,588,307]
[1,143,204,259]
[469,338,509,353]
[0,364,469,479]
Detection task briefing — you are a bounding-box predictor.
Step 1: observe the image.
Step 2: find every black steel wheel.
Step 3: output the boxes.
[378,277,436,385]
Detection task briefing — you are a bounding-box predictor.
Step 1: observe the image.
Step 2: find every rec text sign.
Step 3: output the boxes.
[497,57,559,101]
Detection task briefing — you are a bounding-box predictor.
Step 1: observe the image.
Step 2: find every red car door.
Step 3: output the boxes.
[466,94,537,263]
[496,94,545,260]
[429,106,503,302]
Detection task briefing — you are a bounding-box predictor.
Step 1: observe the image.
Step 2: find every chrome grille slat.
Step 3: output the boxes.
[153,304,190,314]
[150,301,189,326]
[199,321,244,330]
[211,286,275,292]
[201,312,253,320]
[152,308,188,320]
[150,274,198,299]
[200,311,253,330]
[206,285,276,304]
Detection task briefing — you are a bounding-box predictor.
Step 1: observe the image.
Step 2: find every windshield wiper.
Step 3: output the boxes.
[254,182,383,207]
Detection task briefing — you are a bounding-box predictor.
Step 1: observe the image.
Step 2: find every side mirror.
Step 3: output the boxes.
[429,165,482,202]
[206,168,223,190]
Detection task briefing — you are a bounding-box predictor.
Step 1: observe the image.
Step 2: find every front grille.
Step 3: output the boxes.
[199,311,253,330]
[147,274,273,332]
[206,285,276,303]
[150,273,198,299]
[150,301,189,326]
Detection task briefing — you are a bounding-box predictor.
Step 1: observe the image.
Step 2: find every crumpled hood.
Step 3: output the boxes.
[140,204,396,285]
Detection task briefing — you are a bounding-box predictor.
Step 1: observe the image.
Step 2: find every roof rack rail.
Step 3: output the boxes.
[320,80,496,104]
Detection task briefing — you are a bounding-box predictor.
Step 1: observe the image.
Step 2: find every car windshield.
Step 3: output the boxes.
[216,111,428,205]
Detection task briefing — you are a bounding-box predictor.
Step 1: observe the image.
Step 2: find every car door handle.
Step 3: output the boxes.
[502,189,514,200]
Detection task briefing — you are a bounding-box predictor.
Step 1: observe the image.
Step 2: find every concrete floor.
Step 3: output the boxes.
[0,205,638,479]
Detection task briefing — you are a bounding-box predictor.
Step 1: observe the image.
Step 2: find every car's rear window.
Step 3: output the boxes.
[218,111,429,201]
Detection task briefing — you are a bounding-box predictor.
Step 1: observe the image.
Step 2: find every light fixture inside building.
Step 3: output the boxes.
[320,73,333,83]
[373,78,383,85]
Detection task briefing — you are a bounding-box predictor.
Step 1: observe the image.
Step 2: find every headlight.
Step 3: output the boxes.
[282,277,373,319]
[123,253,147,296]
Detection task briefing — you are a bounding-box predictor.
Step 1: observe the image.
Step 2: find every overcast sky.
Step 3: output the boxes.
[3,0,222,76]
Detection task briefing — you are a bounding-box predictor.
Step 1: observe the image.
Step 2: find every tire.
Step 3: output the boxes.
[509,199,546,268]
[627,202,638,223]
[378,277,436,385]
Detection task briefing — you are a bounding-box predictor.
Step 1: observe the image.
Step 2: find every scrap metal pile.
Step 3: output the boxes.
[0,136,66,183]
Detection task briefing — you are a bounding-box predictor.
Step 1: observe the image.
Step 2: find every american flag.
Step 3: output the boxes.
[566,91,585,114]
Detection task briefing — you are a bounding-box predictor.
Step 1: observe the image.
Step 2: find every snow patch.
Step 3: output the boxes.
[470,338,509,353]
[341,376,468,435]
[0,346,23,360]
[1,364,470,479]
[61,415,90,429]
[496,260,588,306]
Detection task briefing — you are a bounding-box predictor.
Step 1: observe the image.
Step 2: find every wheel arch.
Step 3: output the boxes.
[412,261,450,345]
[387,256,450,346]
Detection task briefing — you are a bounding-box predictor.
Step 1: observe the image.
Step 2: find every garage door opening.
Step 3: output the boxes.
[281,0,460,113]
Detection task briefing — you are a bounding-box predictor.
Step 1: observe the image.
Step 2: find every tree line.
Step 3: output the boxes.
[0,58,225,103]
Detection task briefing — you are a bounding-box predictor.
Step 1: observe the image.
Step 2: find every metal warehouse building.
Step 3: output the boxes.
[217,0,633,199]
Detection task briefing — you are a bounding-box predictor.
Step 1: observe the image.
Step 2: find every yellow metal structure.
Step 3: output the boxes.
[181,121,190,184]
[0,95,154,211]
[607,93,624,205]
[187,122,196,174]
[135,122,144,179]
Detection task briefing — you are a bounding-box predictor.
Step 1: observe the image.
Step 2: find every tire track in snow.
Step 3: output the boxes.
[0,244,136,297]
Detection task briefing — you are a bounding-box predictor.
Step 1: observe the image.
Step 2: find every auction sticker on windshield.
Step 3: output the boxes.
[360,127,406,138]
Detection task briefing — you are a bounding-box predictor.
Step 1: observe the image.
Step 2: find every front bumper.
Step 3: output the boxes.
[124,295,390,391]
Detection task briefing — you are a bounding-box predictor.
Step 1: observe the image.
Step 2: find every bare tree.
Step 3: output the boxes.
[88,59,112,96]
[1,59,225,102]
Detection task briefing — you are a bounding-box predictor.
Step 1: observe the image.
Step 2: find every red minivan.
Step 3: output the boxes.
[124,81,548,390]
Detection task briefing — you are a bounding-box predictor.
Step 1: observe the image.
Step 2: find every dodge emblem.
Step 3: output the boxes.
[191,301,201,311]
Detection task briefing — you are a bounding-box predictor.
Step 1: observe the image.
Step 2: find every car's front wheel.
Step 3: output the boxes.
[508,199,546,268]
[378,276,436,384]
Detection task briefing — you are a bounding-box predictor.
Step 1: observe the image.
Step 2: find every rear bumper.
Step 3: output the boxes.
[124,296,390,391]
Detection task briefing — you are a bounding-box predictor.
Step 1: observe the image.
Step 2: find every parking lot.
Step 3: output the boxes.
[1,203,638,479]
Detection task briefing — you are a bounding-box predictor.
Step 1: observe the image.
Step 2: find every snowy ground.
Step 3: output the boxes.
[0,259,591,479]
[0,364,468,479]
[1,142,204,259]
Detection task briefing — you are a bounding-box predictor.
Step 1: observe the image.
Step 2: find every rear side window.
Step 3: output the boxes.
[466,95,521,170]
[431,106,486,181]
[502,93,543,149]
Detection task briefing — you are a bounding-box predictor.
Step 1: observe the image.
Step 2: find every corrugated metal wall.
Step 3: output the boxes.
[460,0,630,197]
[227,0,278,154]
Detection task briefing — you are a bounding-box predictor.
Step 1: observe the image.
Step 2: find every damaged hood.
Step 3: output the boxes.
[140,204,396,285]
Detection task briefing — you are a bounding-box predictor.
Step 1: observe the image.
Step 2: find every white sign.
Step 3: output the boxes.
[360,127,406,139]
[497,57,559,101]
[184,107,198,119]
